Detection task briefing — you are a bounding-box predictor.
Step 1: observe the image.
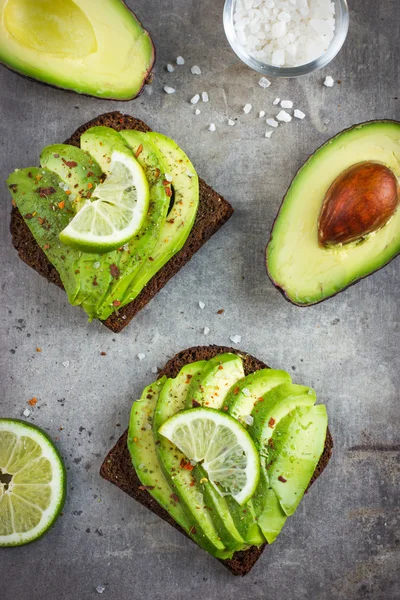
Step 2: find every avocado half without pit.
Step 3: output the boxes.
[0,0,155,100]
[266,121,400,305]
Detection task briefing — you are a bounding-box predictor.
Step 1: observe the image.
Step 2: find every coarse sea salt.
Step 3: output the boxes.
[204,327,210,335]
[230,334,242,344]
[265,130,273,138]
[276,109,292,122]
[273,97,281,105]
[137,353,146,360]
[294,108,306,119]
[228,118,236,126]
[243,103,252,114]
[259,77,271,88]
[164,86,175,94]
[324,75,335,87]
[281,100,293,109]
[166,64,174,72]
[199,301,206,309]
[190,94,200,104]
[266,117,279,128]
[202,91,209,102]
[209,123,216,132]
[191,65,202,75]
[259,110,266,118]
[195,109,201,115]
[176,56,185,65]
[233,0,336,68]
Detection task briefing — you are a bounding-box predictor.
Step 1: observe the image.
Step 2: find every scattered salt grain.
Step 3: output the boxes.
[163,86,176,94]
[230,335,242,344]
[294,109,306,119]
[191,65,202,75]
[204,327,210,335]
[208,123,216,132]
[166,64,174,72]
[96,586,106,594]
[138,463,145,469]
[137,353,146,360]
[324,75,335,87]
[93,261,100,269]
[23,408,31,417]
[244,415,254,426]
[195,109,201,115]
[151,366,158,374]
[242,388,250,397]
[164,173,173,182]
[243,103,252,114]
[265,130,273,138]
[199,301,206,309]
[266,118,279,128]
[176,56,185,65]
[190,94,200,104]
[201,91,209,102]
[186,170,195,177]
[281,100,293,109]
[259,110,266,118]
[258,77,271,88]
[62,361,70,368]
[276,110,292,122]
[228,119,236,126]
[273,98,281,105]
[271,49,285,67]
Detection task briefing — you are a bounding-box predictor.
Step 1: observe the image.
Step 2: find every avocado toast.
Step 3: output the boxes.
[100,346,333,576]
[9,112,233,332]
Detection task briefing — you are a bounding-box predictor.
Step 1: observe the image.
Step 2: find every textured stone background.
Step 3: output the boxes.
[0,1,399,598]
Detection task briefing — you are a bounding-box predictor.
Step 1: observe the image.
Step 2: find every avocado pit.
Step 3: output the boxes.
[318,161,399,246]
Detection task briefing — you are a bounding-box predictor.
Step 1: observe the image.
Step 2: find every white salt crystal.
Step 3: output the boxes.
[281,100,293,108]
[265,130,273,138]
[164,173,173,182]
[244,415,254,426]
[230,335,242,344]
[23,408,31,417]
[166,64,174,72]
[271,21,286,37]
[202,91,209,102]
[191,65,202,75]
[259,110,266,118]
[294,108,306,119]
[137,353,146,360]
[266,117,279,127]
[324,75,335,87]
[164,86,176,94]
[228,119,236,126]
[208,123,216,132]
[271,49,285,66]
[242,388,250,397]
[199,301,205,309]
[195,109,201,115]
[62,361,70,368]
[276,109,292,122]
[243,103,252,114]
[273,97,281,105]
[190,94,200,104]
[258,76,271,88]
[96,587,105,595]
[204,327,210,335]
[151,366,158,374]
[176,56,185,65]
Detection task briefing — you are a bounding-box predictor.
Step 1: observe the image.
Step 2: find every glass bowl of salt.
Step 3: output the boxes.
[223,0,349,77]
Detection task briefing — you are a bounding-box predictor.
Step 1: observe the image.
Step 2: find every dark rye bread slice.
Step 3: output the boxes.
[9,111,234,333]
[100,345,333,576]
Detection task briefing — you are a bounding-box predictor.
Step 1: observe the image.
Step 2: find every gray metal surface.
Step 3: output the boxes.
[0,1,399,598]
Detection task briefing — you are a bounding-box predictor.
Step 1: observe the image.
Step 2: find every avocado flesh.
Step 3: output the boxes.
[1,0,154,99]
[267,121,400,305]
[80,127,170,320]
[185,354,245,410]
[120,131,199,304]
[127,377,191,531]
[267,405,328,516]
[153,362,234,559]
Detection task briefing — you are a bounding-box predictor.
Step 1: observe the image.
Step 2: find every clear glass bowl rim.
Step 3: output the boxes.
[223,0,350,77]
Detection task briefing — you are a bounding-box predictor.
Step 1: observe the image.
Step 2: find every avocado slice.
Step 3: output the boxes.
[0,0,154,100]
[153,362,234,559]
[185,354,245,410]
[80,127,171,320]
[267,405,328,516]
[127,377,190,532]
[267,121,400,305]
[225,369,292,424]
[119,131,199,304]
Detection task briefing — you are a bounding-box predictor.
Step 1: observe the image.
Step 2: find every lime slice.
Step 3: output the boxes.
[0,419,66,547]
[159,407,260,505]
[59,150,149,252]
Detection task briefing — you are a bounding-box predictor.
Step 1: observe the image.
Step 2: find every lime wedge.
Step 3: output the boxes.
[0,419,66,547]
[59,150,149,252]
[159,407,260,505]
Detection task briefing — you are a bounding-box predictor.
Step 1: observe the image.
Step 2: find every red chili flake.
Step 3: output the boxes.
[28,397,38,406]
[218,365,224,370]
[278,475,287,483]
[87,182,93,189]
[36,347,42,353]
[93,276,98,287]
[134,144,143,158]
[192,399,201,408]
[170,493,180,503]
[36,187,56,197]
[180,458,194,471]
[167,219,175,224]
[189,526,197,535]
[154,168,161,178]
[9,184,18,192]
[110,264,120,279]
[268,438,275,449]
[189,480,195,487]
[217,309,225,315]
[87,171,94,177]
[37,217,44,225]
[62,158,78,168]
[222,405,229,411]
[58,201,65,209]
[112,300,121,307]
[258,397,264,403]
[100,352,106,356]
[43,244,50,250]
[139,485,155,491]
[268,417,276,428]
[165,186,172,197]
[233,387,240,395]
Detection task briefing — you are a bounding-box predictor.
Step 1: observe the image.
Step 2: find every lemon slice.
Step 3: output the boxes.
[159,408,260,505]
[59,150,149,252]
[0,419,66,547]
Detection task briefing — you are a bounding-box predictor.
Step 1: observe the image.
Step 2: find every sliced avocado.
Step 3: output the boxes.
[0,0,154,100]
[185,354,245,410]
[119,131,199,303]
[267,121,400,305]
[267,405,328,516]
[153,362,234,559]
[80,127,170,320]
[225,369,292,424]
[40,144,103,211]
[127,377,190,531]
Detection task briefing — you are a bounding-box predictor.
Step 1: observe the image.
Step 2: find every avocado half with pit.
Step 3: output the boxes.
[266,121,400,305]
[0,0,155,100]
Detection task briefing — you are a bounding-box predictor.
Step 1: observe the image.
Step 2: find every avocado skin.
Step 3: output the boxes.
[266,120,400,306]
[0,0,155,100]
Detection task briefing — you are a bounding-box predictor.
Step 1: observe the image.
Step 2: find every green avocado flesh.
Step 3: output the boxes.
[125,354,329,559]
[267,121,400,305]
[8,126,199,322]
[0,0,154,99]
